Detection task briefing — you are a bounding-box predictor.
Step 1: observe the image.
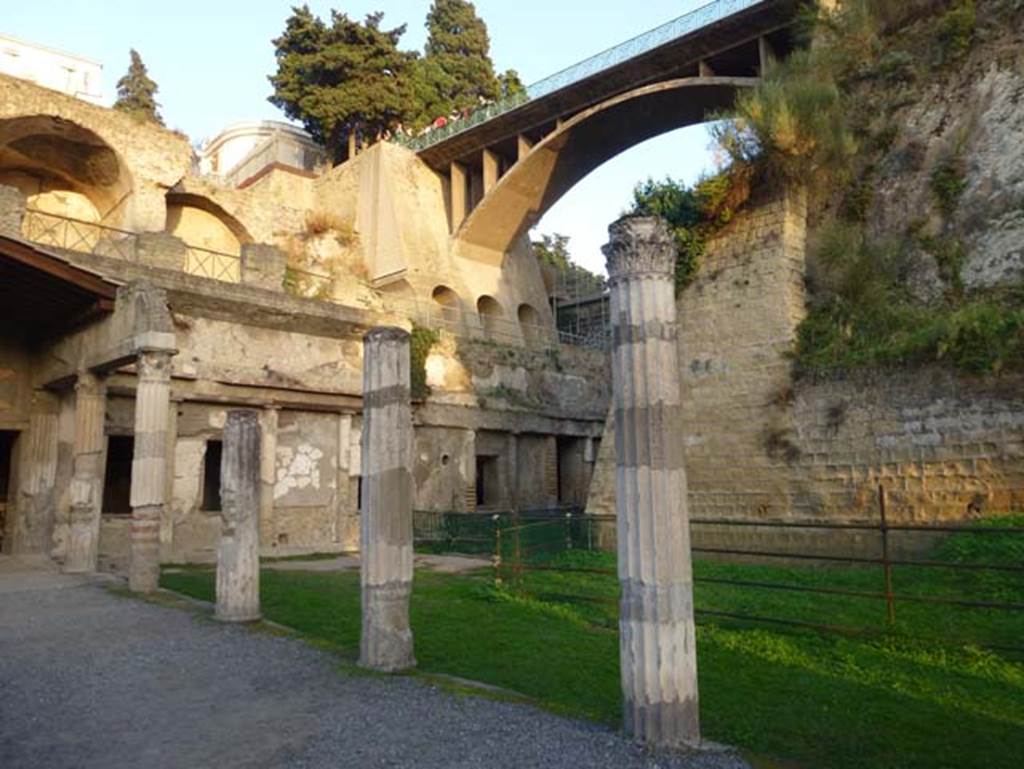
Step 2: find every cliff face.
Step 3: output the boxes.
[838,0,1024,296]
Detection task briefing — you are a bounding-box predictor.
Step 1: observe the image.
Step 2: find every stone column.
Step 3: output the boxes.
[128,350,173,593]
[9,392,60,555]
[603,216,700,747]
[450,162,467,231]
[65,373,106,572]
[216,411,262,622]
[359,327,415,672]
[258,407,279,550]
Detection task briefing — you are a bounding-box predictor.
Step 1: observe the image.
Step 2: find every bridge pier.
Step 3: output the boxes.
[450,162,467,232]
[483,149,500,193]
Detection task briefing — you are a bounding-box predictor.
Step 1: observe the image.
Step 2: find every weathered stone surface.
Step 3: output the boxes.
[64,373,105,572]
[129,350,173,593]
[241,243,286,291]
[216,410,261,622]
[359,326,415,672]
[136,233,187,272]
[603,216,699,748]
[0,184,26,237]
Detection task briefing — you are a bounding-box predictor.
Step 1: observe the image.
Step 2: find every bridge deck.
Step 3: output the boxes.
[406,0,800,170]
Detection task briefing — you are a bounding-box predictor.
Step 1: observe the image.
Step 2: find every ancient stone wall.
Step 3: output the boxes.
[588,187,1024,523]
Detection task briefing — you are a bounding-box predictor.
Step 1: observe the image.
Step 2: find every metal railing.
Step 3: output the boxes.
[184,245,241,282]
[414,492,1024,654]
[382,293,609,350]
[22,208,138,261]
[396,0,763,152]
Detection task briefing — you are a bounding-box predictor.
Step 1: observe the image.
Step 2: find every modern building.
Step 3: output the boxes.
[0,33,102,104]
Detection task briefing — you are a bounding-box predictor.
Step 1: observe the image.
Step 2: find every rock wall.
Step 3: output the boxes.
[588,187,1024,523]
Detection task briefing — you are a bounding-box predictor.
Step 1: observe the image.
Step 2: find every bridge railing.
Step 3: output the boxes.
[396,0,764,153]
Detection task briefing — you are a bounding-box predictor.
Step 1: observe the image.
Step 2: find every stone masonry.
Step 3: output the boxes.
[359,327,416,672]
[216,410,262,622]
[604,216,700,747]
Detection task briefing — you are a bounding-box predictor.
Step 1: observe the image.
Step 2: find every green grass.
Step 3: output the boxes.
[162,523,1024,769]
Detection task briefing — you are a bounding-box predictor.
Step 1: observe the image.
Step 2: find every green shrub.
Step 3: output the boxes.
[930,153,968,217]
[410,324,440,400]
[874,50,916,83]
[935,0,976,63]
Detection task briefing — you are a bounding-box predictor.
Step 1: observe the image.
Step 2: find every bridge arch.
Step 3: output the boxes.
[454,76,757,256]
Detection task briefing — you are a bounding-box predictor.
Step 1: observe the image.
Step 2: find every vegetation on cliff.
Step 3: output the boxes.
[653,0,1024,375]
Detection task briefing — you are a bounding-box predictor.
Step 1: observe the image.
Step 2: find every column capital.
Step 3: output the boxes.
[136,349,173,382]
[602,216,676,283]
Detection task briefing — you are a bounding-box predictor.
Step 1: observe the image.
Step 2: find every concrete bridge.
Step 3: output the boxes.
[402,0,802,262]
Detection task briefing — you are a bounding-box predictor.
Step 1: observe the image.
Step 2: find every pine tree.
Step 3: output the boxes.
[113,49,163,125]
[498,68,526,99]
[415,0,501,124]
[269,6,416,162]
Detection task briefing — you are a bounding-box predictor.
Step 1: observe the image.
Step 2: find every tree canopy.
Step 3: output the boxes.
[268,7,416,161]
[416,0,500,121]
[113,49,163,125]
[268,2,520,160]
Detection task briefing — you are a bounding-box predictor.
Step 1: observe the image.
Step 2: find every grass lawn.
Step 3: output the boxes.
[162,522,1024,769]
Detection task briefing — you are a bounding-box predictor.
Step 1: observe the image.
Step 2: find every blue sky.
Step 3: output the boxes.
[7,0,718,274]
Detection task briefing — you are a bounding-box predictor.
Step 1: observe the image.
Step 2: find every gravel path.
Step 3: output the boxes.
[0,565,749,769]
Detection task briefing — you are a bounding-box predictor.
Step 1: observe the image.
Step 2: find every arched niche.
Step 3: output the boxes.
[517,303,542,345]
[0,115,133,227]
[431,285,462,324]
[476,295,505,339]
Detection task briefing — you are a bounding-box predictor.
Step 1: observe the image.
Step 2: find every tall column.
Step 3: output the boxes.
[603,216,700,747]
[258,407,279,549]
[128,350,172,593]
[10,392,59,555]
[216,411,262,622]
[359,327,415,672]
[65,373,106,572]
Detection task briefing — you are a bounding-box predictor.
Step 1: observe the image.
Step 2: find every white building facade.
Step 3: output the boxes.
[0,34,103,103]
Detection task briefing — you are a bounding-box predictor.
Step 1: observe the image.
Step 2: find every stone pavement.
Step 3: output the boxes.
[0,557,750,769]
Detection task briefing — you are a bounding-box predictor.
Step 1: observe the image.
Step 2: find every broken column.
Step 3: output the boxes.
[216,410,262,622]
[65,372,106,572]
[359,327,415,672]
[603,216,700,747]
[128,350,173,593]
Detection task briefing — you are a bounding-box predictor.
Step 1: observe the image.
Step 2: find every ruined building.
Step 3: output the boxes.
[0,71,607,567]
[3,0,1023,569]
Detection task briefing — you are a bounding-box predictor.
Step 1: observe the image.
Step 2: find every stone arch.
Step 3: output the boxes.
[455,76,757,255]
[164,192,253,256]
[0,115,133,226]
[517,303,543,344]
[431,285,462,323]
[476,295,505,339]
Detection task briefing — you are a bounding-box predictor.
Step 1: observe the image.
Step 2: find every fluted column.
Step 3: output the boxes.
[65,373,106,573]
[359,327,415,672]
[216,411,262,622]
[128,350,172,593]
[603,216,700,747]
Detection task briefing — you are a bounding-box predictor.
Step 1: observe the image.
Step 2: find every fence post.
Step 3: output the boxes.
[493,525,503,588]
[514,524,522,584]
[879,485,896,625]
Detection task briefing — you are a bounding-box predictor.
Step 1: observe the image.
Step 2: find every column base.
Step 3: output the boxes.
[359,581,416,673]
[623,696,701,749]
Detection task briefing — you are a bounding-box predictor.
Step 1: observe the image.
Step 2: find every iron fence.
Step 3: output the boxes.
[419,491,1024,654]
[184,245,241,282]
[22,208,138,261]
